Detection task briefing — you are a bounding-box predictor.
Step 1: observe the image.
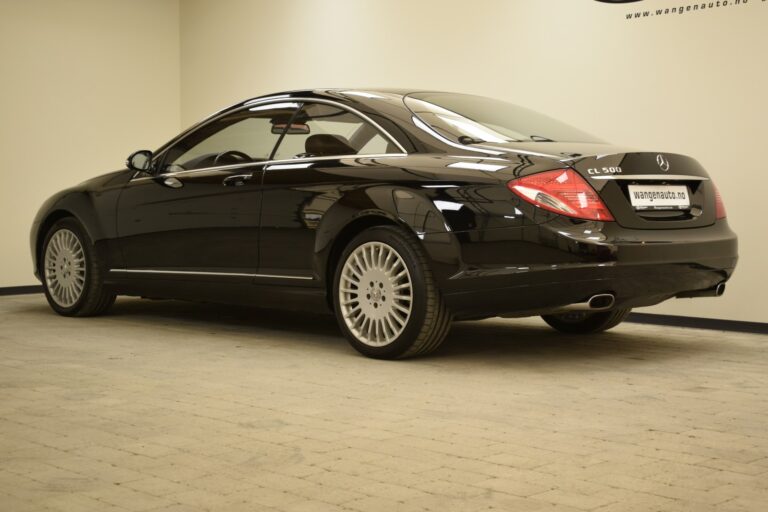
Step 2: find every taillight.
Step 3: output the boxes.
[714,184,727,219]
[507,169,614,221]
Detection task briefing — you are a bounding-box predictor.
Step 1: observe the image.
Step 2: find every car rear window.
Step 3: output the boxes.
[404,92,602,144]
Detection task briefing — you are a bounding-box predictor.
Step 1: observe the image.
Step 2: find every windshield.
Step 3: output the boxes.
[404,92,602,145]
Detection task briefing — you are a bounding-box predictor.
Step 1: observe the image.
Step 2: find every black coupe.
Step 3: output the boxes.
[31,89,738,358]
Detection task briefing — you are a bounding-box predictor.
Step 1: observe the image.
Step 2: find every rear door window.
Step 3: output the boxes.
[272,102,394,160]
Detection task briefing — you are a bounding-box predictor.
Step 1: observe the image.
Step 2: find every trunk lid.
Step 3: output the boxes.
[488,142,717,229]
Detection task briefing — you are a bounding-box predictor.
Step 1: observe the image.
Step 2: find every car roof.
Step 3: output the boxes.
[237,88,442,106]
[200,88,418,122]
[277,87,417,98]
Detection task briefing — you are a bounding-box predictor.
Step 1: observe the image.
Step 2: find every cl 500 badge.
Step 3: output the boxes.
[587,166,623,175]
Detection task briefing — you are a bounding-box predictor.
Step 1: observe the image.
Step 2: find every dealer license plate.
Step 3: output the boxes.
[627,184,690,210]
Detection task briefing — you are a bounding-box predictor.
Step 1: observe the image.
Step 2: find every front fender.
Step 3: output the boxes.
[30,170,130,279]
[30,190,105,278]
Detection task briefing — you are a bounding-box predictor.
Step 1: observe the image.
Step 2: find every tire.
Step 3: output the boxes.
[332,226,452,359]
[541,308,631,334]
[41,218,115,317]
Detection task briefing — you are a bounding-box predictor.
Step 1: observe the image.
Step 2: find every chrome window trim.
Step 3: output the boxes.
[410,115,504,156]
[129,153,409,182]
[109,269,313,280]
[589,174,709,181]
[152,93,406,157]
[445,155,511,162]
[145,96,408,181]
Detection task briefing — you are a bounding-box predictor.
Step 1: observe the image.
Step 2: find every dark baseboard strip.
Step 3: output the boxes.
[0,285,764,334]
[0,285,44,296]
[627,313,767,335]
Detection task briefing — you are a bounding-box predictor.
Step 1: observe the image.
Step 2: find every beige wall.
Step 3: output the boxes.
[180,0,767,323]
[0,0,180,286]
[2,0,765,323]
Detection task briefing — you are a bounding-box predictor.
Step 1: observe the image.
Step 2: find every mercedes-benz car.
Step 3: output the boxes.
[31,89,738,359]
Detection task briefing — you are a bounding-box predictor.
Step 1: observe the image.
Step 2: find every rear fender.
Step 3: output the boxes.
[314,186,461,287]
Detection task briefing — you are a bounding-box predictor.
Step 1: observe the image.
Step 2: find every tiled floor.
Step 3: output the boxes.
[1,294,766,511]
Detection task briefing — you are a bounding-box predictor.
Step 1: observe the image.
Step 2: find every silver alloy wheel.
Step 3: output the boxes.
[339,241,413,347]
[44,228,86,308]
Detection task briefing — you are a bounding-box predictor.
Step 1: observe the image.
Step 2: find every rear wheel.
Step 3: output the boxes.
[541,308,631,334]
[42,218,115,316]
[333,226,452,359]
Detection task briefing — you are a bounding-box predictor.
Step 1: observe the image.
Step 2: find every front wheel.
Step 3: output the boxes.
[541,308,632,334]
[41,218,115,316]
[333,226,452,359]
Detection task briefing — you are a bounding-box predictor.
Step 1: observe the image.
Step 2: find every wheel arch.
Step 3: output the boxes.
[34,209,77,278]
[321,213,403,311]
[315,185,461,311]
[33,194,108,279]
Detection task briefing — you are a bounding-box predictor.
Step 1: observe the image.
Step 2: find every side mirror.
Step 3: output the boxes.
[126,149,153,172]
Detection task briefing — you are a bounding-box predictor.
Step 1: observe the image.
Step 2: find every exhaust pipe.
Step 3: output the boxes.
[561,293,615,312]
[676,283,726,298]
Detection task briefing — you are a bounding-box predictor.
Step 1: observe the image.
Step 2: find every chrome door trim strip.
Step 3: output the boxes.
[251,273,313,281]
[262,153,407,171]
[130,154,409,182]
[109,269,313,280]
[589,174,709,181]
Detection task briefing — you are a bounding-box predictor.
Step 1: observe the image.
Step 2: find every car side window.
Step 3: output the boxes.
[271,103,394,161]
[160,103,300,172]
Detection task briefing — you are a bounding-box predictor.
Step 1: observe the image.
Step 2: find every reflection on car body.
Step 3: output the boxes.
[31,88,737,359]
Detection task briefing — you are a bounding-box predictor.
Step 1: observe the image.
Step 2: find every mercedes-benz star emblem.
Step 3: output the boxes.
[656,154,670,172]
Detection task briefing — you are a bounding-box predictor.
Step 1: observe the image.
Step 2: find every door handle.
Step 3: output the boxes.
[223,174,253,187]
[161,176,183,189]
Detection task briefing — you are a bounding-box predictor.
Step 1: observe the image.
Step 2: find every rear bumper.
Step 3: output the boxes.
[434,219,737,318]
